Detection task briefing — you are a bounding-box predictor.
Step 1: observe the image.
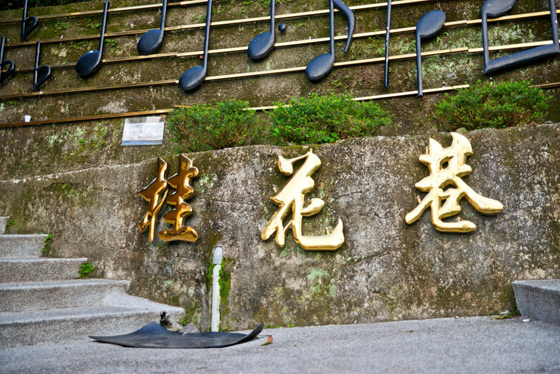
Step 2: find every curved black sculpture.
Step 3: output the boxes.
[20,0,38,42]
[305,0,355,82]
[33,41,51,90]
[76,1,109,78]
[384,0,391,88]
[482,0,559,74]
[179,0,213,91]
[247,0,277,61]
[0,37,16,85]
[415,10,446,97]
[91,321,264,348]
[137,0,168,55]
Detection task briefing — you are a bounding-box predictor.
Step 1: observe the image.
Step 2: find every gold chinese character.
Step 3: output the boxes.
[138,158,169,242]
[138,155,199,243]
[405,132,503,233]
[158,154,199,243]
[262,149,344,250]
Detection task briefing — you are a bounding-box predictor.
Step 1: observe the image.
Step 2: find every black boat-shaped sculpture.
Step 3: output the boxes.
[90,321,264,349]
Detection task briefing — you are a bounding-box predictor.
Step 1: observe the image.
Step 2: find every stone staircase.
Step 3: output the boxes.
[0,216,184,348]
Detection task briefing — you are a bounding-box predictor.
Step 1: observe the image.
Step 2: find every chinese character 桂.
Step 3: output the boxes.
[138,158,169,242]
[158,154,199,243]
[261,149,344,250]
[405,132,503,233]
[138,154,199,243]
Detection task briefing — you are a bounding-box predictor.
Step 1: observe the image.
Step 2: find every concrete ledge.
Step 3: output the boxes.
[0,234,48,258]
[0,257,87,283]
[0,279,130,312]
[0,303,184,348]
[512,279,560,326]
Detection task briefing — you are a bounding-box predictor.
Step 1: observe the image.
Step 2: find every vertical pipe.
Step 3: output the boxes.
[211,246,223,332]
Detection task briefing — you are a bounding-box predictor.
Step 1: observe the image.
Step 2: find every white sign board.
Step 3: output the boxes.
[122,116,165,146]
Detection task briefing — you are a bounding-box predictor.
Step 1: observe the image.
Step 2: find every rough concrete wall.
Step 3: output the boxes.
[1,124,558,330]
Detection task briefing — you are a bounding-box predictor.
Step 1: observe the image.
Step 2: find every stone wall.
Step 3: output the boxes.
[1,123,558,330]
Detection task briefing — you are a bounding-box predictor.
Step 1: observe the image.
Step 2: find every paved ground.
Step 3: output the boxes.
[1,316,560,373]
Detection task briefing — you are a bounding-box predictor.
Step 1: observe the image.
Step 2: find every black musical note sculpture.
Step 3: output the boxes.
[482,0,559,74]
[20,0,38,42]
[76,1,109,78]
[33,41,51,90]
[415,10,446,97]
[137,0,168,55]
[247,0,278,61]
[179,0,213,91]
[0,37,16,85]
[305,0,355,82]
[384,0,392,88]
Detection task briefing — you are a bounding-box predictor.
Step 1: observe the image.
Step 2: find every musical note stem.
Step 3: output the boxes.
[75,1,109,78]
[20,0,38,42]
[33,41,52,90]
[201,0,212,72]
[0,36,16,84]
[178,0,212,90]
[384,0,391,88]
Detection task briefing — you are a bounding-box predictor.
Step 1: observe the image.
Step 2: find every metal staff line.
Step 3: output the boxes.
[0,46,469,100]
[0,0,207,25]
[4,0,435,48]
[2,81,558,129]
[10,9,557,73]
[3,38,557,100]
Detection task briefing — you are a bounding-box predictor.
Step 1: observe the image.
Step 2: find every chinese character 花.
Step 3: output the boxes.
[261,150,344,250]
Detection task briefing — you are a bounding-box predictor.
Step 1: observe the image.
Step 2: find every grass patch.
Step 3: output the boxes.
[269,93,392,145]
[78,261,96,278]
[434,79,550,131]
[168,100,263,153]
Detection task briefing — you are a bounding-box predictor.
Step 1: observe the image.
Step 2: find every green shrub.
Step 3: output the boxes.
[269,93,392,145]
[168,99,262,153]
[434,79,550,130]
[78,261,95,279]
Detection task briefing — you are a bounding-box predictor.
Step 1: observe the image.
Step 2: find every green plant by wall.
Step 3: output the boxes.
[168,99,263,153]
[434,79,550,130]
[78,261,96,278]
[4,218,14,234]
[41,234,52,254]
[268,93,392,145]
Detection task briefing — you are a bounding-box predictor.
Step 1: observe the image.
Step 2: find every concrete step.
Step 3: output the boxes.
[0,296,184,347]
[513,279,560,326]
[0,234,49,258]
[0,216,9,233]
[0,257,88,283]
[0,279,130,312]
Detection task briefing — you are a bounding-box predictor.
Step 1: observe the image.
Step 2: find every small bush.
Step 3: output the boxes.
[168,99,262,153]
[268,93,392,145]
[434,79,550,130]
[78,261,95,279]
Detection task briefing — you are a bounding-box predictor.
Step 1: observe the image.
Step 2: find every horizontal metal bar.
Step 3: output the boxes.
[3,80,558,129]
